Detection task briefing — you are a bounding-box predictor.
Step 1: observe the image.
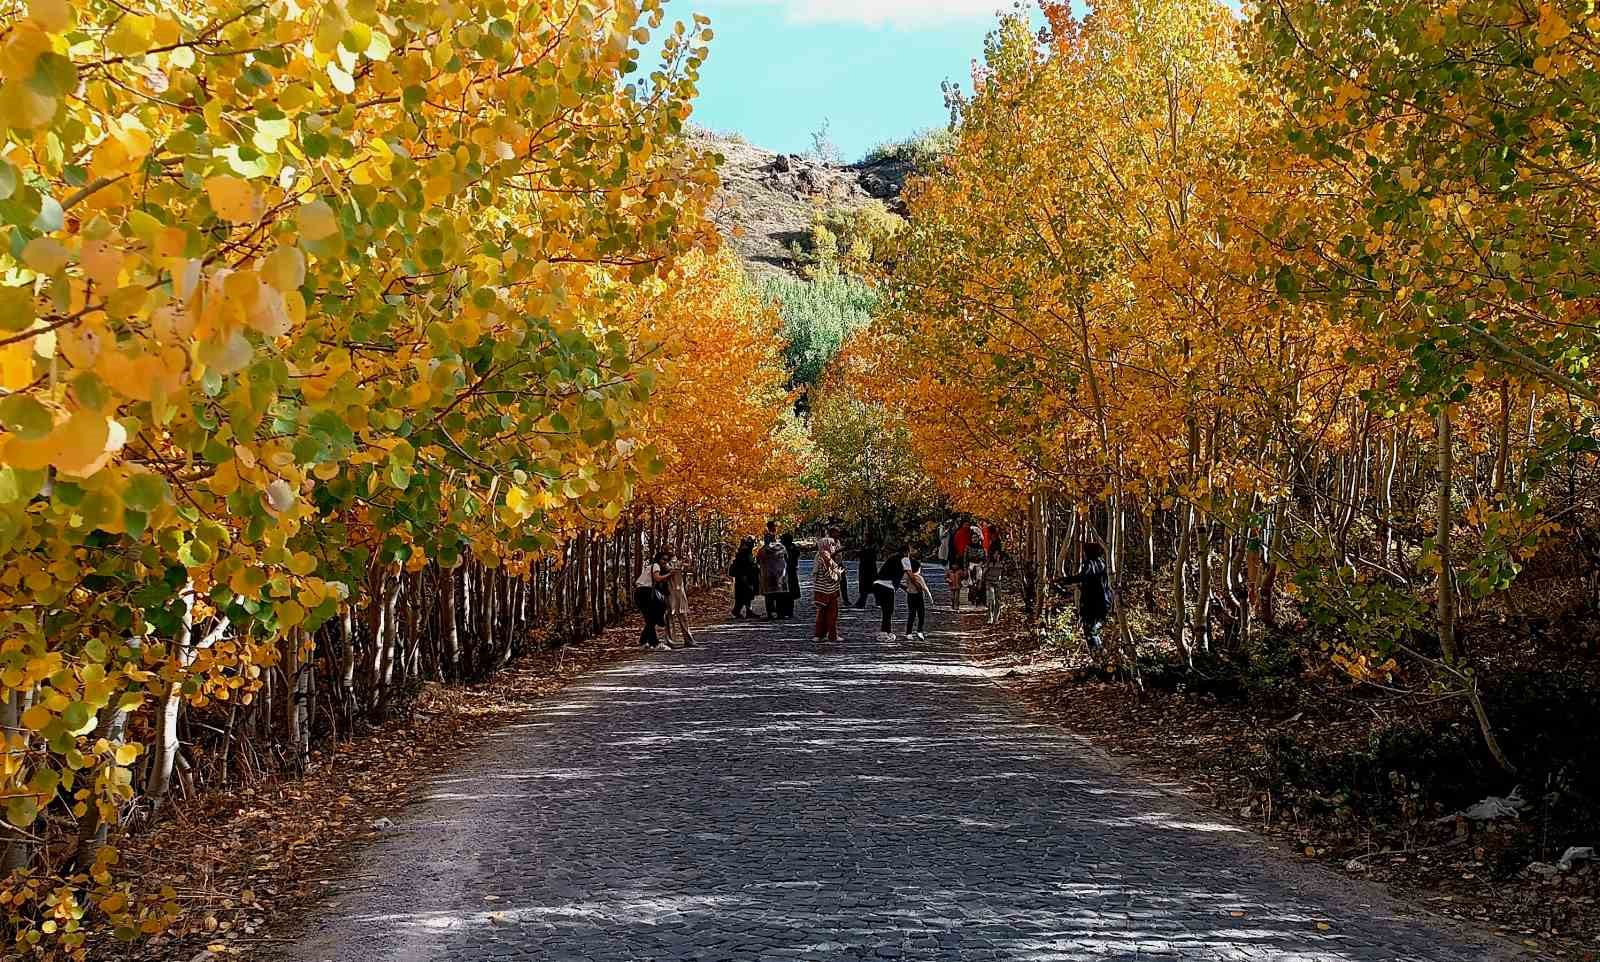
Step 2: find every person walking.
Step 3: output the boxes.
[635,549,671,649]
[811,539,844,644]
[729,537,760,618]
[758,531,788,620]
[854,534,879,610]
[905,557,932,640]
[666,548,696,647]
[780,532,801,619]
[869,542,909,640]
[1059,542,1113,650]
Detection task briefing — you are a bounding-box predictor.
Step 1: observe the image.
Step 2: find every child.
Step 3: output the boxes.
[944,559,964,611]
[906,558,932,641]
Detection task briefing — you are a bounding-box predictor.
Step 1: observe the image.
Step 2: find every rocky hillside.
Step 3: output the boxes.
[689,132,912,279]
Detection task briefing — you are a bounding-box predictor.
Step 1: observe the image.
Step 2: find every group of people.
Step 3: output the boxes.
[634,547,698,650]
[943,521,1007,625]
[727,521,803,620]
[638,517,1114,654]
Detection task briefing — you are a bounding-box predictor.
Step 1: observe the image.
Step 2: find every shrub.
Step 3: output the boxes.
[861,128,955,169]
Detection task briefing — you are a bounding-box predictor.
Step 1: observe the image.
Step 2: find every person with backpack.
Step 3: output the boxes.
[1058,542,1113,650]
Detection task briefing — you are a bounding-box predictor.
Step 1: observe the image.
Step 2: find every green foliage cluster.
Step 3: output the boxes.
[760,273,877,389]
[789,201,904,280]
[861,128,955,169]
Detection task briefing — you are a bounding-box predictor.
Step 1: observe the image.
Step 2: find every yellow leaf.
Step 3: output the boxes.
[80,240,124,287]
[205,175,262,224]
[0,285,35,333]
[288,551,317,576]
[27,0,74,34]
[277,600,306,627]
[52,412,128,478]
[297,200,338,241]
[22,237,70,275]
[261,246,306,292]
[21,705,51,731]
[0,341,35,390]
[114,744,139,766]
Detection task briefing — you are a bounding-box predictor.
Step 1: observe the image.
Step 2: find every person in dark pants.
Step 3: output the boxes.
[854,536,879,609]
[1058,542,1112,650]
[870,544,909,639]
[729,537,759,617]
[758,532,787,620]
[780,532,801,618]
[905,557,931,640]
[635,550,671,648]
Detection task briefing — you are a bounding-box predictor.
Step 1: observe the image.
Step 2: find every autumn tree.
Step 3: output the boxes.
[0,0,793,956]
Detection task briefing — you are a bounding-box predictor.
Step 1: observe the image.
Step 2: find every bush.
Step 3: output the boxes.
[789,202,905,280]
[862,128,955,169]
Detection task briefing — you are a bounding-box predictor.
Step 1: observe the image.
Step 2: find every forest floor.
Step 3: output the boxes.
[97,585,735,962]
[965,610,1599,962]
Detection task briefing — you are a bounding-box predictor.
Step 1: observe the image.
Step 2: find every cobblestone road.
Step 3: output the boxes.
[276,564,1515,962]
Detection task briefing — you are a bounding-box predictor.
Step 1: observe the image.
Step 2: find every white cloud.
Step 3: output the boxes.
[733,0,1006,27]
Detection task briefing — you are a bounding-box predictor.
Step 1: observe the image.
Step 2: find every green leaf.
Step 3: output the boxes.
[0,395,52,439]
[122,473,168,512]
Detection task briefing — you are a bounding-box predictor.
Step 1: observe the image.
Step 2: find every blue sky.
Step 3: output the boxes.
[659,1,1028,162]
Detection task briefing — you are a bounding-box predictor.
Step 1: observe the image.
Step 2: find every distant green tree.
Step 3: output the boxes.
[761,272,878,390]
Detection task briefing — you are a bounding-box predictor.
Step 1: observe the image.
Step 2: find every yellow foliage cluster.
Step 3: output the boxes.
[0,0,794,955]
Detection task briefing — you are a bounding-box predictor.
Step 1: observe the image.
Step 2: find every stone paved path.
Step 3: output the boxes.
[276,563,1515,962]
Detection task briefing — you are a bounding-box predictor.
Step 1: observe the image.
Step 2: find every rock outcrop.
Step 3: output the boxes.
[690,132,913,279]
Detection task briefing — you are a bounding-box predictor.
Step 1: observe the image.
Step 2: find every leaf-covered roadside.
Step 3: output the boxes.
[965,618,1598,960]
[88,583,730,962]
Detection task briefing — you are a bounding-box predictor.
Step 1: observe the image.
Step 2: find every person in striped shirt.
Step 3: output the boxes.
[811,540,845,645]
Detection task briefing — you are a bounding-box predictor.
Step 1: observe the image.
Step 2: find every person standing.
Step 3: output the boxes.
[983,546,1007,625]
[870,542,908,640]
[636,550,671,649]
[811,540,844,644]
[945,556,965,611]
[1059,542,1113,650]
[781,532,801,619]
[666,548,696,647]
[905,557,932,641]
[819,527,853,607]
[758,532,788,620]
[854,533,879,610]
[729,537,760,618]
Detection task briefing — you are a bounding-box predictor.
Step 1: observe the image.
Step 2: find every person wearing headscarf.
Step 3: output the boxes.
[780,532,801,618]
[757,531,788,621]
[729,536,760,618]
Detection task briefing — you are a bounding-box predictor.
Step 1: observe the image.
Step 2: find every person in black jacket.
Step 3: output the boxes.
[869,543,909,639]
[854,534,879,610]
[729,537,760,618]
[1058,542,1112,650]
[780,532,801,618]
